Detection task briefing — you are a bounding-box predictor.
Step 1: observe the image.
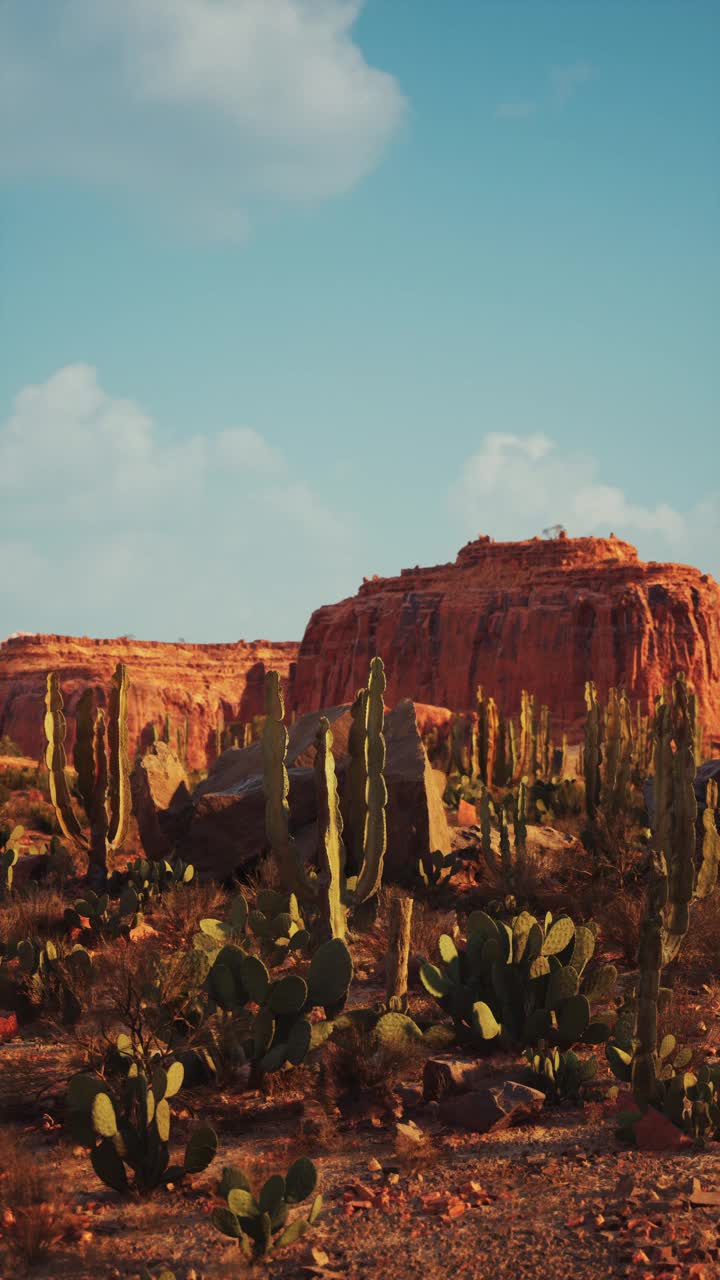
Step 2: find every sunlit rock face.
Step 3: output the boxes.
[290,534,720,749]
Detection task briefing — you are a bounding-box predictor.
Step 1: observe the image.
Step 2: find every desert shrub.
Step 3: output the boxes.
[0,735,23,757]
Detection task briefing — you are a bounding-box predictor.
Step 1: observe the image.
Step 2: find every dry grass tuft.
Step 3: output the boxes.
[150,878,229,948]
[0,1130,88,1266]
[0,884,68,947]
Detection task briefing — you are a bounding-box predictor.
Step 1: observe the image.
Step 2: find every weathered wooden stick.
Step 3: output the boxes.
[386,895,414,1005]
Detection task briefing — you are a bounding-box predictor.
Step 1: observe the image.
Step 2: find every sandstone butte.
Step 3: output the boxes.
[0,634,298,771]
[2,534,720,769]
[290,533,720,751]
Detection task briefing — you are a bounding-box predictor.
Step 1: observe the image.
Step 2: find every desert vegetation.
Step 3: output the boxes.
[1,659,719,1278]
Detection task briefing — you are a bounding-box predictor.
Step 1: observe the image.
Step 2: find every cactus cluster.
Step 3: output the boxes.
[262,657,388,940]
[189,934,353,1081]
[420,910,616,1052]
[110,856,195,910]
[45,664,131,884]
[417,848,458,889]
[66,1059,217,1195]
[1,937,92,1024]
[212,1157,322,1258]
[524,1044,599,1103]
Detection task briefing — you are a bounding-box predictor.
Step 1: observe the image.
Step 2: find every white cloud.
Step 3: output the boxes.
[0,0,407,237]
[495,101,537,120]
[0,365,361,638]
[550,61,597,105]
[450,433,719,579]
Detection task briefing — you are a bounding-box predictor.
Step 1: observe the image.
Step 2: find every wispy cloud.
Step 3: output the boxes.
[0,0,407,239]
[550,61,597,105]
[495,101,537,120]
[0,365,364,639]
[449,432,719,580]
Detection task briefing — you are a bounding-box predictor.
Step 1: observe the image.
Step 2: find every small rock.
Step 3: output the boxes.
[439,1080,545,1134]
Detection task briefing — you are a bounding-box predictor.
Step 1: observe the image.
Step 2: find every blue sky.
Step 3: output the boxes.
[1,0,718,641]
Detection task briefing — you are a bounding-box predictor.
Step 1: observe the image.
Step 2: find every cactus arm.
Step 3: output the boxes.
[88,709,110,878]
[486,697,499,786]
[346,687,368,873]
[262,672,316,906]
[661,675,697,963]
[583,681,602,819]
[314,717,347,941]
[44,673,87,847]
[350,656,387,904]
[107,663,131,848]
[697,780,720,900]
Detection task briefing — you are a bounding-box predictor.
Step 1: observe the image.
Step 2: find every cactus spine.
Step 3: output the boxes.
[45,664,130,884]
[314,717,346,941]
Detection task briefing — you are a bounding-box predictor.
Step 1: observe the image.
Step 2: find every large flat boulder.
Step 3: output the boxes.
[169,700,450,883]
[130,742,192,860]
[176,767,317,880]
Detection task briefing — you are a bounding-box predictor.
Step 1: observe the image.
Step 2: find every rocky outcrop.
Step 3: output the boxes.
[173,700,451,883]
[0,634,298,772]
[291,535,720,748]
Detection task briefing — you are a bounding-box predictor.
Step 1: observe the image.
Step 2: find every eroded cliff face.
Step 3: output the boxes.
[0,634,298,771]
[290,535,720,747]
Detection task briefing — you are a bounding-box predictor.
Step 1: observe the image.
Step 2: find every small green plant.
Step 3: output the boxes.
[66,1060,217,1195]
[109,856,195,910]
[418,848,458,889]
[64,885,139,938]
[1,937,92,1024]
[211,1156,322,1258]
[523,1043,599,1103]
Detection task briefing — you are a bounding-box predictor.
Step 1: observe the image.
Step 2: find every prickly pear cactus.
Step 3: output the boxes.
[420,909,615,1053]
[211,1156,322,1258]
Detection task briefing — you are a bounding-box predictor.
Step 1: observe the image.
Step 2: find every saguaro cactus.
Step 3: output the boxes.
[262,672,317,908]
[45,664,131,885]
[601,688,633,817]
[349,656,388,905]
[631,850,667,1108]
[583,681,602,819]
[653,675,697,964]
[346,688,369,873]
[314,716,346,941]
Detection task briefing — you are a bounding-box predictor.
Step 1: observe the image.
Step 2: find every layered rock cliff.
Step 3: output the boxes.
[0,634,298,771]
[290,534,720,747]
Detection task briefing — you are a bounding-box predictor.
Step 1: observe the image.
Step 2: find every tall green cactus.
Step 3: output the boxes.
[262,673,317,908]
[45,665,130,885]
[350,656,388,905]
[314,717,346,941]
[631,850,667,1109]
[654,676,697,964]
[601,688,633,817]
[697,781,720,900]
[346,688,368,873]
[583,681,602,819]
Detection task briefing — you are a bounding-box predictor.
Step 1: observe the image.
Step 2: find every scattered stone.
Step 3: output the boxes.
[423,1057,488,1101]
